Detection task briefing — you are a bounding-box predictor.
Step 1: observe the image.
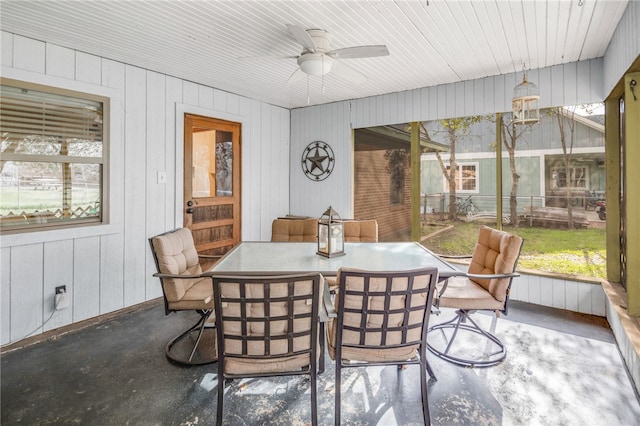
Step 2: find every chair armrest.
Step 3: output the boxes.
[321,280,337,320]
[435,271,520,305]
[436,254,473,259]
[153,272,206,279]
[198,254,222,259]
[465,272,520,280]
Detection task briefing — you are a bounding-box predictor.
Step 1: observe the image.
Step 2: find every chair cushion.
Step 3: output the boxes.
[436,276,504,311]
[343,220,378,242]
[216,275,322,374]
[467,225,523,303]
[224,353,311,375]
[218,279,316,340]
[327,269,433,362]
[167,277,214,310]
[152,228,206,303]
[327,320,418,362]
[271,218,318,242]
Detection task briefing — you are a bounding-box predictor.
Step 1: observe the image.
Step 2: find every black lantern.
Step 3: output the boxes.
[317,206,345,258]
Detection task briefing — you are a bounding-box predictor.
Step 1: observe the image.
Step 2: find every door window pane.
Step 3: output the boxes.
[215,132,233,197]
[192,130,233,198]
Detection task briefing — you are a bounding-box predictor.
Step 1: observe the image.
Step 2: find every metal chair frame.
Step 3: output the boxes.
[212,273,323,426]
[333,268,438,426]
[149,229,219,365]
[427,232,524,368]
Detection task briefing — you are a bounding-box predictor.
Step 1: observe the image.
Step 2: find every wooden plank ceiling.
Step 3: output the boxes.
[0,0,629,109]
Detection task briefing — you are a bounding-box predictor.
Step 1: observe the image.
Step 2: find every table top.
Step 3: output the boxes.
[209,241,461,278]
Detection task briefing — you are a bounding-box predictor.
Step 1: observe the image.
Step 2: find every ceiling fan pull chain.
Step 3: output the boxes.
[307,75,310,105]
[322,56,326,94]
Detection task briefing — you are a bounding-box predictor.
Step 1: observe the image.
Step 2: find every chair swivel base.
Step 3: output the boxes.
[165,312,218,366]
[427,311,506,368]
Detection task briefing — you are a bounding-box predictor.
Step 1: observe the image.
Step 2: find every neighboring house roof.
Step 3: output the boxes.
[355,125,449,152]
[559,108,605,133]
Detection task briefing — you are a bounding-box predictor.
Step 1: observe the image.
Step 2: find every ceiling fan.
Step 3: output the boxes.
[283,24,390,84]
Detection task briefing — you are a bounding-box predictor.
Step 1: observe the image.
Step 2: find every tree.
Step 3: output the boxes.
[552,106,578,229]
[421,116,484,220]
[500,115,532,227]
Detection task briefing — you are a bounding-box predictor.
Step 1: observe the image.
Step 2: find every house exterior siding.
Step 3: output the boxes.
[419,112,605,213]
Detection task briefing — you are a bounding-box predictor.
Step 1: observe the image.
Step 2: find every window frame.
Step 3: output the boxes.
[550,165,589,190]
[0,78,110,234]
[443,162,479,194]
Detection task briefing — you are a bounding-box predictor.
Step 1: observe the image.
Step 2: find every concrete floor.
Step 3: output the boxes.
[2,300,639,425]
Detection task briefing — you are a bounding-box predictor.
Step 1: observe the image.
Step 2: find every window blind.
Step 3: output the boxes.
[0,85,103,145]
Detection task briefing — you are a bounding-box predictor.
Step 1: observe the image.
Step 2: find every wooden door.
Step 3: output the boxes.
[184,114,241,267]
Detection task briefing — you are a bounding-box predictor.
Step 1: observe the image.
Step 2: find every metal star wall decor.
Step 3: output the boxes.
[301,141,335,181]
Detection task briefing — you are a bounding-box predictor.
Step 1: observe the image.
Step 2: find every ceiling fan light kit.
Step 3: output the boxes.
[298,53,333,76]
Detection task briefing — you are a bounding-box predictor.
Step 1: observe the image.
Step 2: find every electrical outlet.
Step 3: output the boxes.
[54,285,70,310]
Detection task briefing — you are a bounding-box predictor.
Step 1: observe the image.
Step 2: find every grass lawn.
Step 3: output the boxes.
[421,221,607,279]
[0,187,99,215]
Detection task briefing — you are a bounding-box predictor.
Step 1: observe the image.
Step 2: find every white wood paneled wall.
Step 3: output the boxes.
[0,31,290,345]
[289,102,353,218]
[510,273,606,317]
[447,264,606,317]
[604,1,640,95]
[290,59,604,219]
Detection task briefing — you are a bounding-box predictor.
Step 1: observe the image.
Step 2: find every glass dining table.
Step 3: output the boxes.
[206,241,460,377]
[208,241,461,279]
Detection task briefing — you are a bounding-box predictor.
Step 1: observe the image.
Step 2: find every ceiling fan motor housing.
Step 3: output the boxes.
[306,29,331,52]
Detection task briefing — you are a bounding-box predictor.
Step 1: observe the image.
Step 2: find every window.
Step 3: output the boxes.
[551,166,588,189]
[385,149,408,205]
[0,80,107,232]
[444,163,478,192]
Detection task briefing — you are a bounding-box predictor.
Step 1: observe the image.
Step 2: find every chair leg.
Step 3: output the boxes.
[335,362,342,426]
[311,368,318,426]
[425,358,437,381]
[427,310,506,368]
[420,357,431,425]
[216,357,225,426]
[216,376,224,426]
[187,315,209,362]
[165,310,217,366]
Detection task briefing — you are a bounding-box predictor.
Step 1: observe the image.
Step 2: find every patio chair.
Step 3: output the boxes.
[427,225,524,368]
[343,219,378,242]
[327,267,439,426]
[211,272,324,426]
[149,228,219,365]
[271,217,318,242]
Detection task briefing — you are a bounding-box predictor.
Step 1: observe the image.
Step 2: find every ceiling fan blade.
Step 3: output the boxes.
[328,45,389,59]
[330,61,368,84]
[286,24,317,52]
[238,55,298,60]
[287,67,306,85]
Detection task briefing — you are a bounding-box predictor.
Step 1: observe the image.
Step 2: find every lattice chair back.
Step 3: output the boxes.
[211,273,323,426]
